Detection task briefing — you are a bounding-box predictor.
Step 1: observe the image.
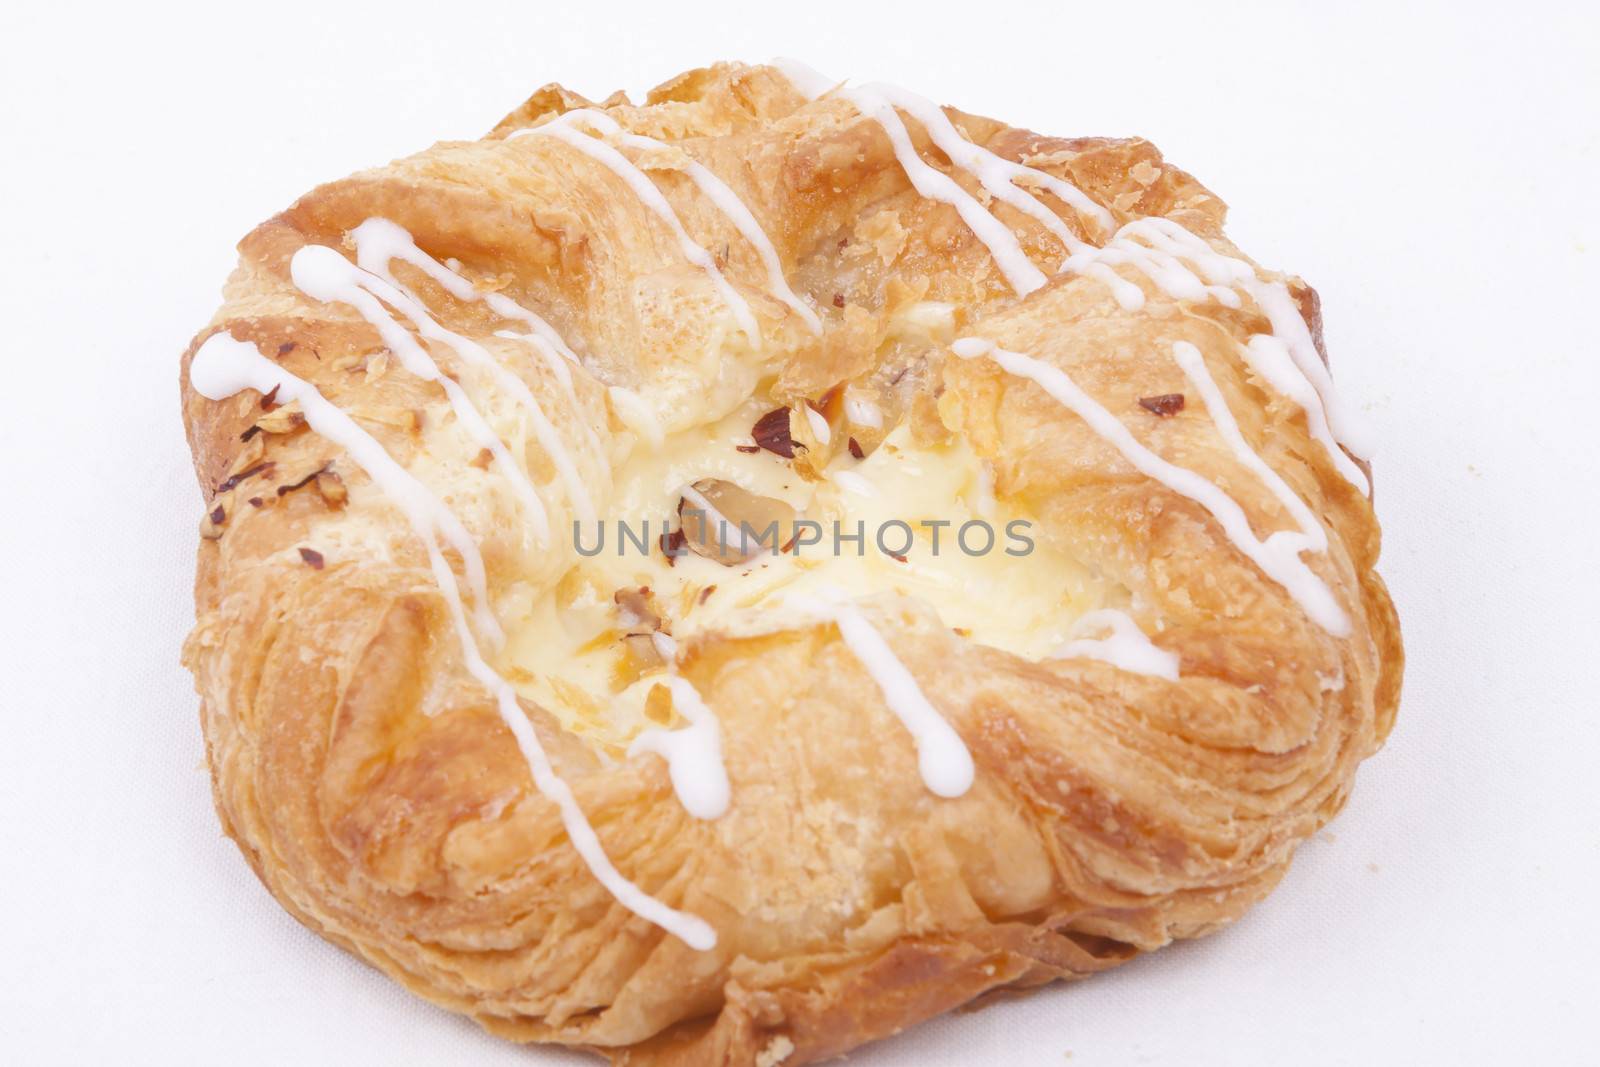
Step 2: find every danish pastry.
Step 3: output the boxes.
[179,59,1402,1064]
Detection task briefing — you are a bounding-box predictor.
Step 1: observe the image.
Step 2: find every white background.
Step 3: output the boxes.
[2,1,1596,1063]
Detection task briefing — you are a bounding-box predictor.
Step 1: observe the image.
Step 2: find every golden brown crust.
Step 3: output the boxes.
[179,61,1401,1064]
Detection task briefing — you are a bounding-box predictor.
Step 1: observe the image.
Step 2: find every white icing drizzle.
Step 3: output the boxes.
[515,115,761,341]
[340,221,599,524]
[628,675,731,820]
[488,324,608,492]
[776,62,1109,289]
[492,329,576,391]
[1096,221,1356,449]
[951,337,1349,635]
[190,333,502,643]
[349,217,579,395]
[1062,217,1246,311]
[1171,341,1327,553]
[772,57,840,101]
[1063,217,1372,486]
[190,333,718,951]
[607,386,665,448]
[290,245,555,540]
[1242,272,1375,462]
[770,62,1372,489]
[561,110,821,336]
[969,462,997,520]
[842,85,1048,296]
[788,595,975,798]
[831,470,876,497]
[844,390,883,429]
[859,82,1114,239]
[1051,609,1180,680]
[804,405,832,444]
[1237,332,1362,488]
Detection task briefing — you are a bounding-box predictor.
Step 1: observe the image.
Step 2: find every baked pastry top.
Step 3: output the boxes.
[179,60,1402,1065]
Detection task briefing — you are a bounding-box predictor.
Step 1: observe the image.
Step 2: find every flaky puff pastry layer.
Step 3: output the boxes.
[179,62,1401,1065]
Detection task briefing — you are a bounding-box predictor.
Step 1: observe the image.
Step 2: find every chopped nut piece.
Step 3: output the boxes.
[276,341,297,357]
[832,292,845,308]
[255,402,307,435]
[350,406,423,433]
[315,470,347,507]
[1138,393,1185,417]
[848,436,865,460]
[259,385,280,410]
[470,268,516,294]
[297,547,325,569]
[735,443,761,454]
[215,460,273,495]
[225,435,267,479]
[789,401,835,483]
[678,479,797,566]
[274,463,326,497]
[751,407,797,458]
[614,586,665,632]
[364,350,392,383]
[659,528,687,566]
[200,509,225,540]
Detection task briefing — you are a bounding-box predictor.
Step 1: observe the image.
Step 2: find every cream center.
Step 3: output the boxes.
[499,395,1105,751]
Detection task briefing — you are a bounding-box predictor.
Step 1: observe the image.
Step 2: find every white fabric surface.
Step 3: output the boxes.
[2,2,1596,1062]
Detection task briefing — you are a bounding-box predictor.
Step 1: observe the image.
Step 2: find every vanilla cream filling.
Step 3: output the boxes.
[498,396,1106,749]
